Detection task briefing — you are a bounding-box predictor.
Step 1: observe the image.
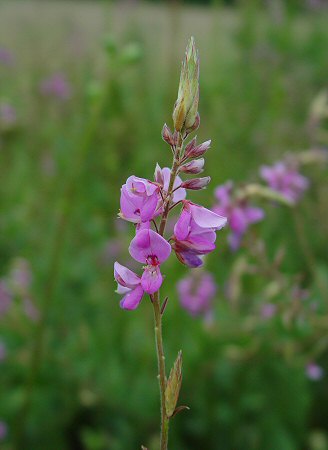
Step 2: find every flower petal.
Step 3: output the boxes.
[174,208,191,241]
[141,265,163,294]
[120,285,144,310]
[190,203,227,230]
[129,229,171,264]
[114,262,140,288]
[140,192,159,222]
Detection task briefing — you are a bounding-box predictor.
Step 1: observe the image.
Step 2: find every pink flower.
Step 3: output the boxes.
[155,165,186,203]
[0,103,16,128]
[260,162,309,204]
[177,271,217,317]
[40,73,71,100]
[260,303,276,319]
[0,48,14,66]
[119,176,160,223]
[172,200,227,268]
[115,229,171,310]
[213,181,264,250]
[0,421,7,441]
[306,362,324,381]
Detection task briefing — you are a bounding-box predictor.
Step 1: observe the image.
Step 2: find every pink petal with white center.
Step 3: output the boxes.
[114,262,141,288]
[141,265,163,294]
[116,284,131,295]
[120,285,144,310]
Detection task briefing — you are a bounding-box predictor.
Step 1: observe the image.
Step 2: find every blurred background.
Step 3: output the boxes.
[1,0,328,449]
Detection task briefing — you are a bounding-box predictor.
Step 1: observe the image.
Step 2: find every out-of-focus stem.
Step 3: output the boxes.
[14,77,113,448]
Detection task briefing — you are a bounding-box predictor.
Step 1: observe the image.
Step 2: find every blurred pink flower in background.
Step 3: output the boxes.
[213,181,264,250]
[260,161,309,204]
[306,362,324,381]
[0,103,17,128]
[0,421,7,441]
[260,303,277,319]
[0,48,14,66]
[0,282,12,317]
[40,73,72,100]
[177,270,217,318]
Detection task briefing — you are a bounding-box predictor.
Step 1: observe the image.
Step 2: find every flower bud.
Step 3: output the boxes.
[180,158,204,174]
[185,112,200,135]
[161,123,174,146]
[184,137,197,156]
[165,351,182,418]
[172,37,199,132]
[186,139,211,158]
[154,163,164,185]
[181,176,211,190]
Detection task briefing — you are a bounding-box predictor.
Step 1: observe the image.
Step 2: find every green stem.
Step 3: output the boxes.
[152,132,183,450]
[152,292,169,450]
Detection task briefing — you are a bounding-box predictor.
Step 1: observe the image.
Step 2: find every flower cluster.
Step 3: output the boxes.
[177,270,217,318]
[213,181,264,250]
[260,161,309,204]
[40,73,71,101]
[114,38,227,311]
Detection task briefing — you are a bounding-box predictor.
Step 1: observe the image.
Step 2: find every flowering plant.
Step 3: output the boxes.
[114,37,227,449]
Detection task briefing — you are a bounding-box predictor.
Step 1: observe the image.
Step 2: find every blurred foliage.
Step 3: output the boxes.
[0,1,328,449]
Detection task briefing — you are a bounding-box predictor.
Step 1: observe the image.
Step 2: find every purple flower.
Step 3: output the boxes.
[260,303,276,319]
[306,362,324,381]
[172,200,227,268]
[0,48,14,66]
[0,103,17,127]
[0,421,7,441]
[119,176,160,223]
[115,229,171,310]
[177,271,217,317]
[260,162,309,204]
[213,181,264,250]
[0,341,6,362]
[0,281,12,317]
[40,73,71,100]
[155,165,186,203]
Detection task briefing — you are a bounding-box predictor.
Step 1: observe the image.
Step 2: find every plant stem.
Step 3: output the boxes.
[152,292,169,450]
[152,132,183,450]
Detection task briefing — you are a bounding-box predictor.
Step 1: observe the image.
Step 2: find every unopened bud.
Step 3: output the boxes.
[181,176,210,190]
[186,140,211,158]
[165,351,183,418]
[162,123,174,146]
[185,112,200,135]
[184,137,197,156]
[154,163,164,185]
[172,37,199,132]
[180,158,204,174]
